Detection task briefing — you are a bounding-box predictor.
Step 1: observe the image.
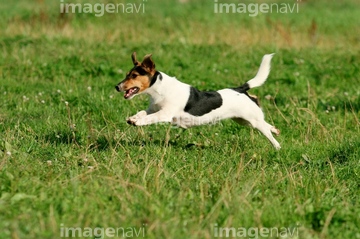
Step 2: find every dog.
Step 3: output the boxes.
[115,52,281,150]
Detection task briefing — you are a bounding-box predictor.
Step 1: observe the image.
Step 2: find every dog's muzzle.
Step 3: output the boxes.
[115,83,124,92]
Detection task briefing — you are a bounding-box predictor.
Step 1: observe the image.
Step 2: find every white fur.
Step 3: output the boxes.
[127,54,281,149]
[247,53,274,88]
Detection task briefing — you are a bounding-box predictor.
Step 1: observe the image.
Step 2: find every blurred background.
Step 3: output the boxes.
[1,0,359,49]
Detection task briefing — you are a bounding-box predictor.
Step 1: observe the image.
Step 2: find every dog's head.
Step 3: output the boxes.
[115,52,157,99]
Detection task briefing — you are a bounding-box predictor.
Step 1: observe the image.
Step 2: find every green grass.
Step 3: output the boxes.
[0,0,359,238]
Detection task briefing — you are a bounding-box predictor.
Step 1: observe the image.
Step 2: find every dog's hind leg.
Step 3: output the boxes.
[253,120,281,150]
[233,118,281,150]
[270,124,280,136]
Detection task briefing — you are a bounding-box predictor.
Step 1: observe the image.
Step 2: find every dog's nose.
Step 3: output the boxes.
[115,85,120,92]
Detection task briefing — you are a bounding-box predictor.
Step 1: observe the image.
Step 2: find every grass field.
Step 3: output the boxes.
[0,0,359,238]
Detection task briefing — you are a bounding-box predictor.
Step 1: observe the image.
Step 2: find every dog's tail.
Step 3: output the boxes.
[232,54,274,105]
[233,53,274,94]
[246,53,274,89]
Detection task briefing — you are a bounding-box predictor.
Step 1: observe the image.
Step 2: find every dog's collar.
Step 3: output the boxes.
[150,71,162,87]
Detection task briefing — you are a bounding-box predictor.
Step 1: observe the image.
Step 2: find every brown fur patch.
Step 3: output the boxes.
[121,73,151,93]
[248,93,260,106]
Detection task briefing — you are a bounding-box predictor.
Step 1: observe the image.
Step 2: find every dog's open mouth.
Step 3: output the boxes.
[124,87,139,99]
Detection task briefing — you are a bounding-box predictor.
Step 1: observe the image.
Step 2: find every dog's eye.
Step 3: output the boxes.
[131,74,137,79]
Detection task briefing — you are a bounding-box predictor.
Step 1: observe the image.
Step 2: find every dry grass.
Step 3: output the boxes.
[5,17,358,50]
[3,0,359,50]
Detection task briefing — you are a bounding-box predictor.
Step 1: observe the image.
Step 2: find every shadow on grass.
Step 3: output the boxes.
[44,131,113,151]
[42,131,184,151]
[44,131,81,145]
[328,140,359,164]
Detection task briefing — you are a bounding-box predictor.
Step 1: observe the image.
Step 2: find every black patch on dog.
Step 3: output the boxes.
[133,66,148,75]
[232,83,250,93]
[184,87,223,116]
[150,71,162,87]
[130,66,162,87]
[231,83,259,106]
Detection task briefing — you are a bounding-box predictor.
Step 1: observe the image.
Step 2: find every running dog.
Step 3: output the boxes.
[115,52,281,149]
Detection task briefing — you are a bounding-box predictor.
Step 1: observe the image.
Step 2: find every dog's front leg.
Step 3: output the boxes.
[126,103,160,125]
[128,111,173,126]
[127,110,147,125]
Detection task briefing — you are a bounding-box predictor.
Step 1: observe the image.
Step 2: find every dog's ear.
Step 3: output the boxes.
[132,52,140,66]
[141,54,155,73]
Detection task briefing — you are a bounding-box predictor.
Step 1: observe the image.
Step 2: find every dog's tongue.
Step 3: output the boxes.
[124,88,136,99]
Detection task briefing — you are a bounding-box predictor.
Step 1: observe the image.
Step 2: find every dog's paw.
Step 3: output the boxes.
[126,115,140,126]
[127,117,148,126]
[126,117,137,126]
[126,111,147,126]
[127,116,145,126]
[271,127,280,136]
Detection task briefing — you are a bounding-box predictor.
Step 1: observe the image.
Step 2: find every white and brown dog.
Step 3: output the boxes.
[115,52,281,149]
